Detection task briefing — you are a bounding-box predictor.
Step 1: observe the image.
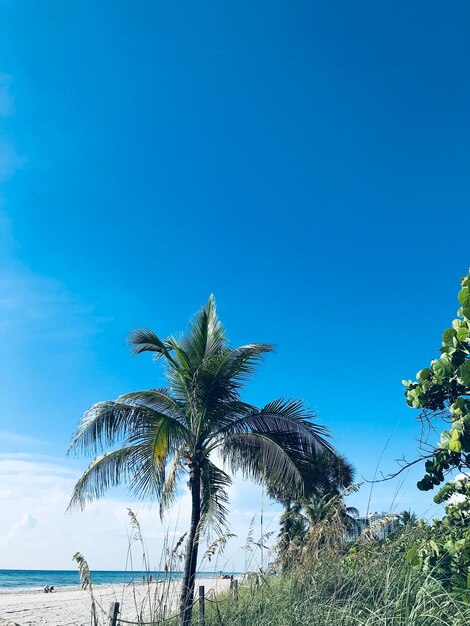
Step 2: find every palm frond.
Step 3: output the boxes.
[222,432,305,492]
[118,389,184,420]
[217,398,332,454]
[159,448,187,519]
[128,328,170,358]
[67,446,139,511]
[182,295,227,368]
[297,451,357,499]
[204,344,274,391]
[199,458,231,536]
[69,400,190,456]
[189,345,274,435]
[126,416,189,500]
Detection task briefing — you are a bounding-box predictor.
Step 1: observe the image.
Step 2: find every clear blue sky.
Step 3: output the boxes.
[0,1,469,568]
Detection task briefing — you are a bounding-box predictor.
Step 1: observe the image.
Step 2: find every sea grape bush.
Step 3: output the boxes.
[406,479,469,598]
[403,271,470,491]
[403,271,470,597]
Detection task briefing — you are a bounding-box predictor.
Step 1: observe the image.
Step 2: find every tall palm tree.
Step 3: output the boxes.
[310,451,356,499]
[68,296,331,626]
[272,451,356,569]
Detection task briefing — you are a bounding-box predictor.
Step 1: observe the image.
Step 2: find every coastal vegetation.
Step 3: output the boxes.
[69,272,469,625]
[180,526,469,626]
[68,296,333,626]
[402,270,470,597]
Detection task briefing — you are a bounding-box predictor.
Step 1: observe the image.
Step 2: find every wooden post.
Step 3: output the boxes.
[198,585,205,623]
[108,601,119,626]
[232,579,239,602]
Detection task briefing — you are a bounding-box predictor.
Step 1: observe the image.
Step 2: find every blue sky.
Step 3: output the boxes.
[0,1,469,569]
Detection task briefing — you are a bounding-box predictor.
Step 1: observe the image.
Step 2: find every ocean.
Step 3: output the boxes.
[0,570,228,592]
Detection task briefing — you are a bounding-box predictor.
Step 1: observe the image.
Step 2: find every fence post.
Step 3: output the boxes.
[232,579,239,602]
[198,585,205,623]
[108,601,119,626]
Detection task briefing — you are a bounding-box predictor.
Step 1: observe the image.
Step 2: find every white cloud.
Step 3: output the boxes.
[15,513,38,529]
[0,453,279,572]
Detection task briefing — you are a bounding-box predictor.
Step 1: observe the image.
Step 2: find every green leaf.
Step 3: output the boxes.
[417,368,432,382]
[457,326,469,342]
[439,430,452,448]
[442,328,456,344]
[456,398,469,412]
[458,287,470,308]
[448,438,462,453]
[432,357,453,380]
[417,476,433,491]
[406,546,419,567]
[458,361,470,386]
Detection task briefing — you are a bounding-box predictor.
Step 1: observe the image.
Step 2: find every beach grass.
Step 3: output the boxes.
[159,537,470,626]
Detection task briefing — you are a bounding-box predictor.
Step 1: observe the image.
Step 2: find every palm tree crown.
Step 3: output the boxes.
[68,296,331,625]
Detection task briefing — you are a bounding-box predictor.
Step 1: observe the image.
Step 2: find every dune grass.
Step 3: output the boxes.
[75,515,469,626]
[174,534,470,626]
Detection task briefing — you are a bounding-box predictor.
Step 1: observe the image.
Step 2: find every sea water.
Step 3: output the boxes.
[0,569,228,592]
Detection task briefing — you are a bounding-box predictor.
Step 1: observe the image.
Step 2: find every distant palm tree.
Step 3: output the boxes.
[307,451,356,499]
[68,296,331,626]
[273,452,356,569]
[303,493,359,530]
[277,500,306,570]
[300,492,360,559]
[399,509,418,527]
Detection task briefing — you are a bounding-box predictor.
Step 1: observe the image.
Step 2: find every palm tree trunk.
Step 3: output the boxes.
[180,464,201,626]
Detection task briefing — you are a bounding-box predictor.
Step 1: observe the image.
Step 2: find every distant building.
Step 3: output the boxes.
[351,511,399,540]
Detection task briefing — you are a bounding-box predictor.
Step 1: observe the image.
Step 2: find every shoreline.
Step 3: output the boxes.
[0,579,167,595]
[0,577,234,625]
[0,571,239,594]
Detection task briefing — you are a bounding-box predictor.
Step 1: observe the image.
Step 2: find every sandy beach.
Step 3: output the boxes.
[0,577,233,626]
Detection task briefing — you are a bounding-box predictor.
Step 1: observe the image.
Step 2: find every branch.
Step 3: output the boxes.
[362,453,434,484]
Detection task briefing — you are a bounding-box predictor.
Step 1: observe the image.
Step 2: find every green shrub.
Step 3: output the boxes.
[184,529,469,626]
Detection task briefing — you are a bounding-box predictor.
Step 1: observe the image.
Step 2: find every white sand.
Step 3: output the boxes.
[0,577,233,626]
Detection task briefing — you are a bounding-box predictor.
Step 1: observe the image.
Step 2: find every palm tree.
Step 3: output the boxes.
[273,451,356,569]
[310,451,356,499]
[399,509,418,527]
[300,492,360,559]
[303,493,359,531]
[276,500,306,570]
[68,296,331,626]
